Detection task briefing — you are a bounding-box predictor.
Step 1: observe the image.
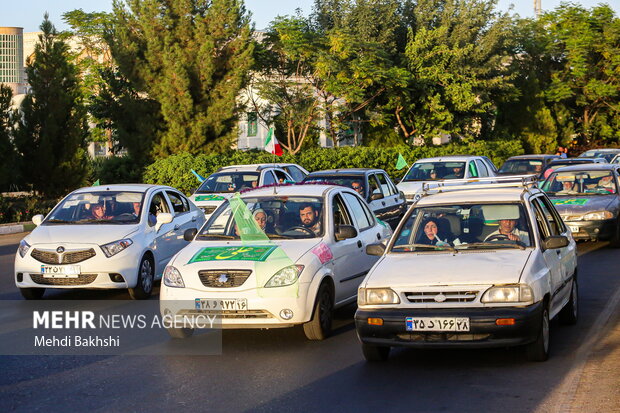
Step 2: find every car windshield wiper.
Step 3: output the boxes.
[75,219,122,224]
[45,219,72,224]
[456,242,525,251]
[196,234,237,240]
[392,243,456,252]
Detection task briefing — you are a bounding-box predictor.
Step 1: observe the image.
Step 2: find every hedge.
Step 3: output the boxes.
[143,139,524,195]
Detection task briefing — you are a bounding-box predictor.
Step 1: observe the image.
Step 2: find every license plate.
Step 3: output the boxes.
[195,298,247,311]
[569,225,579,233]
[406,317,470,332]
[41,265,81,278]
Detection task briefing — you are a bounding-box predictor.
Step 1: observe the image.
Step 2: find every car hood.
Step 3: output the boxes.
[396,181,424,195]
[25,224,140,246]
[364,249,532,288]
[549,195,618,216]
[190,193,232,205]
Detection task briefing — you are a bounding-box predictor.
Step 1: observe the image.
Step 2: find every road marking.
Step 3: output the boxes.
[538,277,620,413]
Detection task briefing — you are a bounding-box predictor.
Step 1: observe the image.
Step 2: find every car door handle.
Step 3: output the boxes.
[191,215,197,222]
[174,224,180,230]
[357,240,362,248]
[382,201,386,206]
[377,233,381,240]
[556,249,561,255]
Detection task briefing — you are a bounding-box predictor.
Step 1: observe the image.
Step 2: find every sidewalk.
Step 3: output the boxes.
[0,222,32,235]
[570,308,620,412]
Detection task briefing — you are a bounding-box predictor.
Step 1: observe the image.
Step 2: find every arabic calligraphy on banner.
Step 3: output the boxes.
[188,246,278,263]
[551,198,590,206]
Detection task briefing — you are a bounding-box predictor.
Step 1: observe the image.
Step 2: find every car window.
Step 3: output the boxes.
[285,166,306,182]
[532,197,560,237]
[148,192,170,226]
[531,199,552,240]
[368,175,381,197]
[475,160,489,177]
[273,169,289,183]
[403,162,465,181]
[166,191,190,215]
[468,161,479,178]
[483,157,498,173]
[332,194,353,229]
[539,195,567,234]
[44,191,144,225]
[376,173,395,196]
[262,171,276,186]
[195,171,259,193]
[342,192,373,231]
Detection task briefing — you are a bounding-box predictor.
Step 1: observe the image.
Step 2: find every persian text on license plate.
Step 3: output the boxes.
[41,265,80,278]
[406,317,470,332]
[195,298,248,311]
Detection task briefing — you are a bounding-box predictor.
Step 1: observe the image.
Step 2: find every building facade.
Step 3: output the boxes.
[0,27,26,94]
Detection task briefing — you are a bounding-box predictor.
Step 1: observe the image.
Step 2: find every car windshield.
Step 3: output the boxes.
[391,203,533,252]
[498,159,543,175]
[541,170,617,196]
[402,162,466,181]
[196,172,260,194]
[44,191,145,225]
[579,150,620,161]
[304,175,365,195]
[198,196,324,240]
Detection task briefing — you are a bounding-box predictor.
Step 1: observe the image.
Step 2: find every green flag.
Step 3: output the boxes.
[92,179,100,186]
[396,153,408,170]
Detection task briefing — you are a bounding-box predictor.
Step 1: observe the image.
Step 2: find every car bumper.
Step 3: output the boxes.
[564,219,616,241]
[355,302,542,349]
[15,246,140,290]
[160,283,312,328]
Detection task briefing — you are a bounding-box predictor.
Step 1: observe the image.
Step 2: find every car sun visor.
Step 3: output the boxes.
[481,204,520,221]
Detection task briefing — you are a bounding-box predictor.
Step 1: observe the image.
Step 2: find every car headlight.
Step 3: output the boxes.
[581,211,614,220]
[100,239,133,258]
[264,265,304,288]
[18,240,30,258]
[481,284,533,304]
[163,266,185,288]
[358,288,400,305]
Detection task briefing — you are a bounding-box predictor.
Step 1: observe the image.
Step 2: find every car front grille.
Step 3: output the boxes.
[197,270,252,288]
[404,290,479,304]
[200,206,217,215]
[30,273,98,286]
[31,248,96,264]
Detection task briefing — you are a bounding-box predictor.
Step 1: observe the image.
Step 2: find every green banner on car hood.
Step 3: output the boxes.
[188,246,278,263]
[551,198,590,206]
[195,195,226,202]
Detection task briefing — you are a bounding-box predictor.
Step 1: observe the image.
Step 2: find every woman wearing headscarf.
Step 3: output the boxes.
[417,217,450,246]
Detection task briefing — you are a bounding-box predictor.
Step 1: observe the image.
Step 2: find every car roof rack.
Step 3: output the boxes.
[421,175,538,195]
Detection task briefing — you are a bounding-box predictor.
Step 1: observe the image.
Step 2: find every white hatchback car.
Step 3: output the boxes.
[190,165,294,217]
[160,184,392,340]
[15,184,206,300]
[356,178,578,362]
[397,155,498,203]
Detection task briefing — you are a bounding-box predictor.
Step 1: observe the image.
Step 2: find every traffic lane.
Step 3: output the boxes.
[0,239,619,412]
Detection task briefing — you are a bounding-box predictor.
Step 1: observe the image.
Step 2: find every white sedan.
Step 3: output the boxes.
[160,184,392,340]
[15,184,206,299]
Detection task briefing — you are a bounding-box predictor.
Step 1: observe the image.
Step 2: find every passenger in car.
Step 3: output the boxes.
[484,219,530,245]
[253,209,267,231]
[416,218,451,246]
[90,202,111,220]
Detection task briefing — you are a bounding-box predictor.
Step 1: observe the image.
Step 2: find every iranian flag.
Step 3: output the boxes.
[264,127,283,156]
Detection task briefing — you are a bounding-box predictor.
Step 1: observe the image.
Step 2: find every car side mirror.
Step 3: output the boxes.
[366,243,386,256]
[32,215,44,226]
[543,235,569,249]
[184,228,198,242]
[369,192,384,201]
[155,212,173,232]
[335,224,357,241]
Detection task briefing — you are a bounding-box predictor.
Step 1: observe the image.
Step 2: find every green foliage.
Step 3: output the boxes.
[0,196,59,224]
[0,85,18,192]
[143,140,522,194]
[108,0,254,156]
[13,15,90,198]
[90,156,144,185]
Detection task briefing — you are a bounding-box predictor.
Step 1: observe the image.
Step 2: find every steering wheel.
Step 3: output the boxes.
[286,226,315,236]
[486,234,511,242]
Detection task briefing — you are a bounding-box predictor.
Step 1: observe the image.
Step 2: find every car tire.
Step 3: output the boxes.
[362,343,390,362]
[559,277,578,325]
[609,220,620,248]
[20,287,45,300]
[526,305,550,362]
[167,327,195,339]
[303,282,333,341]
[129,255,154,300]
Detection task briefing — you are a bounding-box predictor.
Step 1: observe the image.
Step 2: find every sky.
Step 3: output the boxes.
[3,0,619,33]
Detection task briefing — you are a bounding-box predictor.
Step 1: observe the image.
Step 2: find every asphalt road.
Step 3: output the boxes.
[0,232,619,413]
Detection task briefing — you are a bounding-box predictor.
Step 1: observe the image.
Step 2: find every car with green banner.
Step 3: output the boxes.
[190,165,294,217]
[160,184,393,340]
[541,164,620,245]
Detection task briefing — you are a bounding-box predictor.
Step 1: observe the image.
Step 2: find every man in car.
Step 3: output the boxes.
[484,218,530,245]
[596,174,616,191]
[351,181,365,197]
[299,203,322,235]
[90,202,111,220]
[445,166,464,179]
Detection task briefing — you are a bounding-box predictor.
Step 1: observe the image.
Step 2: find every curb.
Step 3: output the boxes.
[0,224,25,235]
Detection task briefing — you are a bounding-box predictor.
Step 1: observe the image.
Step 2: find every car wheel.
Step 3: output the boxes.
[526,305,550,362]
[20,288,45,300]
[129,256,154,300]
[559,277,578,325]
[362,343,390,362]
[609,220,620,248]
[303,282,333,341]
[167,327,195,339]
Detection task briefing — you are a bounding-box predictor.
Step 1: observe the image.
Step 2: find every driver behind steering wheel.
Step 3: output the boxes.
[298,203,322,235]
[484,218,529,245]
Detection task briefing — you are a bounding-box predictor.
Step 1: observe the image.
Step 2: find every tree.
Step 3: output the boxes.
[107,0,254,156]
[393,0,515,142]
[0,85,18,191]
[14,15,89,197]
